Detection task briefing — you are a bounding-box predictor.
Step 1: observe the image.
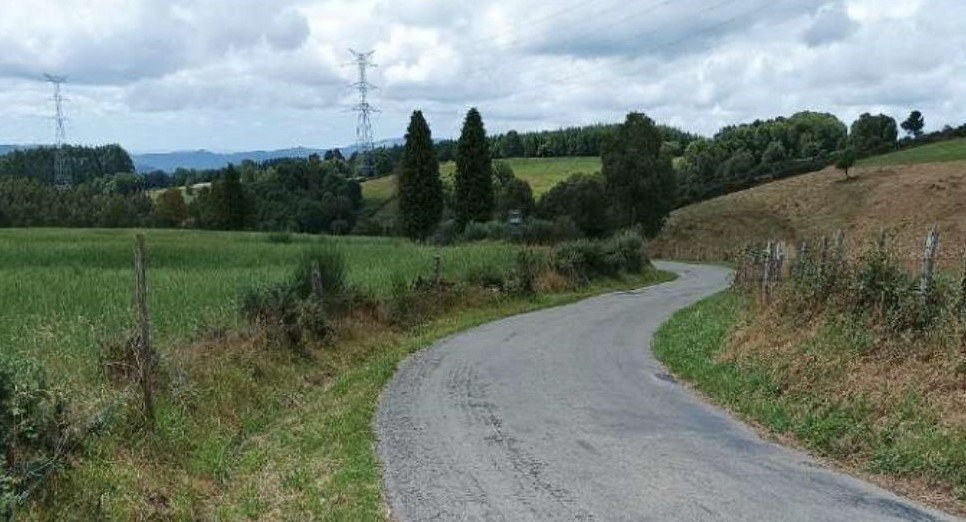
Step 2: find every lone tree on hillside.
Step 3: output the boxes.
[454,108,494,226]
[901,110,925,139]
[602,112,676,238]
[836,147,857,179]
[398,110,444,240]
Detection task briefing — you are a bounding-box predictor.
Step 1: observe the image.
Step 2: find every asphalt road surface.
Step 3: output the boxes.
[376,262,955,521]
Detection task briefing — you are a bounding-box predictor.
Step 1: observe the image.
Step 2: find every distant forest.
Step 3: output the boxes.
[1,111,963,236]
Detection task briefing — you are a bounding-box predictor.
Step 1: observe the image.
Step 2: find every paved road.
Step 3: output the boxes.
[376,262,954,521]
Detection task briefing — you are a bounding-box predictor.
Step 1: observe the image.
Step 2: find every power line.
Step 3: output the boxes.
[43,73,71,188]
[348,49,379,177]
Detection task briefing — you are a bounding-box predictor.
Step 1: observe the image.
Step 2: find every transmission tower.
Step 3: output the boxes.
[44,73,70,188]
[348,49,378,177]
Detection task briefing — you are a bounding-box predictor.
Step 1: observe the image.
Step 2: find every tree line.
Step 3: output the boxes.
[0,151,362,233]
[397,108,675,241]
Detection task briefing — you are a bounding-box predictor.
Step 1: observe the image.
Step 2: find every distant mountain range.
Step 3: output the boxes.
[130,138,405,172]
[0,138,405,173]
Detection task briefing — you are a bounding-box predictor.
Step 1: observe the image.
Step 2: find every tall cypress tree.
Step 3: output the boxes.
[454,108,494,226]
[602,112,676,237]
[398,110,444,240]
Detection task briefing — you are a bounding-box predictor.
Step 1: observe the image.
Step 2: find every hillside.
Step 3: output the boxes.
[361,156,601,231]
[858,137,966,167]
[651,155,966,261]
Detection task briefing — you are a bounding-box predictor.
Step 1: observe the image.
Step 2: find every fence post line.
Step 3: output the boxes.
[920,226,940,302]
[133,234,156,427]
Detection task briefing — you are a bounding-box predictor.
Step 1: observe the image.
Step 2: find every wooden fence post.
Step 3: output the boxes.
[920,226,940,301]
[311,260,324,301]
[958,254,966,316]
[133,234,156,427]
[433,254,442,287]
[761,241,774,304]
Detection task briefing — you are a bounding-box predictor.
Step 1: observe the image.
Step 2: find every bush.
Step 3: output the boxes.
[239,244,345,352]
[552,233,648,284]
[465,263,507,290]
[460,220,506,242]
[0,356,74,516]
[509,249,544,296]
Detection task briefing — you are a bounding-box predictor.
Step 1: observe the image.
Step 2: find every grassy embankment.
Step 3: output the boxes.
[654,292,966,516]
[4,228,670,519]
[361,156,602,231]
[651,138,966,261]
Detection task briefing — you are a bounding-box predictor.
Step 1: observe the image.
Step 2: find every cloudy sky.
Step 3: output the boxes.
[0,0,961,152]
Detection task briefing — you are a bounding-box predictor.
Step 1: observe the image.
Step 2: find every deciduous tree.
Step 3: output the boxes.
[602,112,676,237]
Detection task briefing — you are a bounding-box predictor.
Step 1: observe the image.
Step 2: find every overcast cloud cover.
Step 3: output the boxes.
[0,0,961,152]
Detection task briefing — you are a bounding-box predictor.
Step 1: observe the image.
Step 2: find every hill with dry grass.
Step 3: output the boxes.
[651,157,966,263]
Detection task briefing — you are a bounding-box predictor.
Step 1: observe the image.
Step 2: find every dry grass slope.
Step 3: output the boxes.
[652,160,966,261]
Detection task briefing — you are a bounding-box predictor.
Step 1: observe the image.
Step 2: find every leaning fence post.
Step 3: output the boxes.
[133,234,156,427]
[920,226,940,302]
[311,260,324,301]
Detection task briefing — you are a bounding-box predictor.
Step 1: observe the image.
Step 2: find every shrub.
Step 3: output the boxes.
[240,244,345,352]
[0,356,74,516]
[552,233,648,284]
[460,220,506,242]
[509,249,544,296]
[553,240,609,283]
[465,263,507,290]
[536,173,612,238]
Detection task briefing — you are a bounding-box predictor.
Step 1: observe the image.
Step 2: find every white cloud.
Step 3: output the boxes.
[0,0,961,151]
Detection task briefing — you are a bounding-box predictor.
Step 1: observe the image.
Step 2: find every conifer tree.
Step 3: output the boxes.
[398,110,444,240]
[454,108,494,226]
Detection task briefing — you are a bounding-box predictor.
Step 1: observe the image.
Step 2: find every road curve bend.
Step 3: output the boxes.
[376,262,953,521]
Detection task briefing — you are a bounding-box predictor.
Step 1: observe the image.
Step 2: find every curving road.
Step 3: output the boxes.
[376,262,954,521]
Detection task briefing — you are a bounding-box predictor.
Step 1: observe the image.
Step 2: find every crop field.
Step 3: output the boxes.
[858,137,966,167]
[0,228,519,391]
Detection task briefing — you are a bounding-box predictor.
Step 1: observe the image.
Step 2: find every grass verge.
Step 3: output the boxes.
[31,268,673,520]
[653,292,966,517]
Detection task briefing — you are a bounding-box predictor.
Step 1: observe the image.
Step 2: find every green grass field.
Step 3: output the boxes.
[362,156,601,207]
[858,137,966,167]
[0,229,518,390]
[3,227,671,519]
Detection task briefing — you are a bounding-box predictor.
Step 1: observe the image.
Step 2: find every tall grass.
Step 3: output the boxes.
[0,229,519,392]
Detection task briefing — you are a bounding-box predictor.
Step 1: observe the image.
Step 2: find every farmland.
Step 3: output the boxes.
[0,229,518,390]
[3,227,669,519]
